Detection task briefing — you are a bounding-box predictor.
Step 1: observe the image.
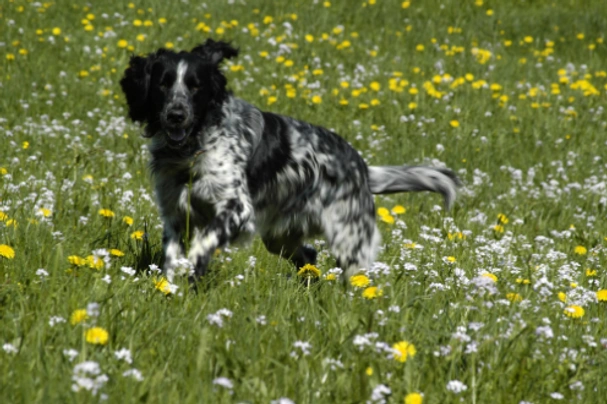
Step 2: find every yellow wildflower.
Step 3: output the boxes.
[506,293,522,303]
[564,305,585,318]
[298,264,321,278]
[98,209,115,218]
[130,230,144,240]
[109,249,125,257]
[482,272,497,282]
[362,286,383,299]
[596,290,607,302]
[70,309,89,325]
[405,393,423,404]
[85,327,109,345]
[392,340,416,363]
[574,245,587,255]
[392,205,406,215]
[0,245,16,259]
[350,274,370,288]
[154,277,172,295]
[122,216,134,226]
[68,255,86,266]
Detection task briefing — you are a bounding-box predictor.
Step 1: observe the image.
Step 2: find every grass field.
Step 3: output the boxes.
[2,0,607,402]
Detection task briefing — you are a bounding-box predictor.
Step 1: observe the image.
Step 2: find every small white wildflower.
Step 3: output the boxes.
[549,392,564,400]
[212,377,234,389]
[36,268,49,277]
[122,368,144,382]
[369,384,391,403]
[271,398,295,404]
[446,380,468,394]
[63,349,79,362]
[101,274,111,284]
[86,302,100,317]
[3,343,18,354]
[114,348,133,364]
[120,266,136,276]
[49,316,66,327]
[256,315,267,325]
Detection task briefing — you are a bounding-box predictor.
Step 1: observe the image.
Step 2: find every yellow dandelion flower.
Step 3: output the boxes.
[408,102,417,109]
[136,34,146,42]
[311,95,322,104]
[325,273,337,281]
[0,211,7,221]
[117,39,128,48]
[596,290,607,302]
[482,272,497,282]
[350,274,370,288]
[381,215,395,224]
[52,27,62,36]
[402,1,411,8]
[38,207,52,217]
[68,255,86,266]
[298,264,321,278]
[392,340,416,363]
[122,216,134,226]
[405,393,423,404]
[493,224,505,233]
[98,209,115,218]
[506,292,522,303]
[85,327,109,345]
[78,70,89,78]
[446,256,457,263]
[70,309,89,325]
[449,120,460,128]
[564,305,585,318]
[305,34,314,43]
[109,249,125,257]
[497,213,509,224]
[366,367,373,376]
[130,230,144,240]
[392,205,406,215]
[86,255,105,270]
[263,16,273,24]
[362,286,383,299]
[370,81,381,91]
[0,245,16,260]
[574,245,587,255]
[154,277,172,295]
[416,44,425,52]
[558,292,567,302]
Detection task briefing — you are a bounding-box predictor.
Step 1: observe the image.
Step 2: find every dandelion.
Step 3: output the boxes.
[109,249,124,257]
[574,245,587,255]
[86,255,104,270]
[85,327,109,345]
[370,81,381,91]
[449,120,460,128]
[362,286,383,299]
[404,393,423,404]
[305,34,314,42]
[506,292,522,302]
[311,95,322,104]
[130,230,144,240]
[122,216,134,226]
[98,209,115,218]
[350,274,370,288]
[298,263,321,278]
[481,272,497,282]
[564,305,585,318]
[392,340,416,363]
[117,39,128,48]
[596,290,607,302]
[0,245,15,259]
[558,292,567,303]
[154,277,173,295]
[392,205,406,215]
[68,255,86,266]
[70,309,89,325]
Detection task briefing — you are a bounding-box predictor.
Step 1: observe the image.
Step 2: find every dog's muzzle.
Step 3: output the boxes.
[163,104,192,144]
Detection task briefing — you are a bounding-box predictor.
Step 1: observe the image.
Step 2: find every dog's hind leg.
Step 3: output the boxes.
[321,194,381,281]
[262,232,318,270]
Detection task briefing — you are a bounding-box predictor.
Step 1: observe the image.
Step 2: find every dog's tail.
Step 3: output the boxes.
[368,165,461,209]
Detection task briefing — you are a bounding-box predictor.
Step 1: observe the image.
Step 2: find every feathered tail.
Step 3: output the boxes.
[368,165,461,209]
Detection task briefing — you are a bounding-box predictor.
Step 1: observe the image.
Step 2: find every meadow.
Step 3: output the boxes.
[2,0,607,402]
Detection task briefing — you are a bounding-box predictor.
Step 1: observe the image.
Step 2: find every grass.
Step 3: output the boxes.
[2,0,607,402]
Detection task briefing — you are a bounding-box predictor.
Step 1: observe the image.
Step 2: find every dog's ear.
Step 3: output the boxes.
[191,39,239,65]
[120,52,160,123]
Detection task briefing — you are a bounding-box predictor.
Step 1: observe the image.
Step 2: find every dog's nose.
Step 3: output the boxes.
[167,110,187,125]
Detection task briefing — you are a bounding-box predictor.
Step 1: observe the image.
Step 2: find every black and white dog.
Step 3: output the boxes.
[120,39,460,282]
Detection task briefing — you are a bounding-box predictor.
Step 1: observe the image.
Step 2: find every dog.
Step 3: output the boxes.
[120,39,460,283]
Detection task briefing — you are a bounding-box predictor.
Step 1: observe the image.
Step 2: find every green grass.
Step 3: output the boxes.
[2,0,607,402]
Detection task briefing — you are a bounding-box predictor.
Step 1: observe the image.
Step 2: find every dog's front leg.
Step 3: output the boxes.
[187,195,254,279]
[162,219,186,282]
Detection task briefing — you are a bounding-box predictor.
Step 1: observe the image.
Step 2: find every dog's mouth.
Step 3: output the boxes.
[164,126,190,148]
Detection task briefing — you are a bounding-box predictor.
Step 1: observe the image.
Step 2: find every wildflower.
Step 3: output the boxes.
[68,255,86,266]
[311,95,322,104]
[85,327,109,345]
[0,245,15,259]
[346,273,370,288]
[366,367,373,376]
[3,343,18,354]
[497,213,509,224]
[298,264,321,278]
[213,377,234,390]
[370,81,381,91]
[392,340,416,363]
[325,273,337,281]
[392,205,406,215]
[596,290,607,302]
[449,120,460,128]
[564,305,585,318]
[70,309,89,325]
[98,209,115,218]
[117,39,128,48]
[405,393,423,404]
[481,272,497,282]
[52,27,61,35]
[130,230,144,240]
[506,292,522,302]
[305,34,314,42]
[446,380,468,394]
[574,245,587,255]
[558,292,567,302]
[586,269,597,277]
[362,286,383,299]
[154,277,173,295]
[122,216,134,226]
[109,249,124,257]
[86,255,104,270]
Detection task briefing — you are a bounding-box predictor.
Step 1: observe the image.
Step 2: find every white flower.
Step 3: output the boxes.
[36,268,49,277]
[368,384,391,403]
[120,266,136,276]
[86,302,100,317]
[293,340,312,356]
[101,274,111,284]
[207,308,233,328]
[114,348,133,364]
[49,316,66,327]
[122,368,144,382]
[549,392,564,400]
[3,343,18,354]
[212,377,234,389]
[63,349,79,362]
[446,380,468,394]
[271,399,295,404]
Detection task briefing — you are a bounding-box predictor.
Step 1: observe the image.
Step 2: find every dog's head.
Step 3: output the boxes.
[120,39,238,148]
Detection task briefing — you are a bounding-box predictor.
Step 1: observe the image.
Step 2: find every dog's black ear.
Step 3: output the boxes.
[191,39,239,64]
[120,53,158,123]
